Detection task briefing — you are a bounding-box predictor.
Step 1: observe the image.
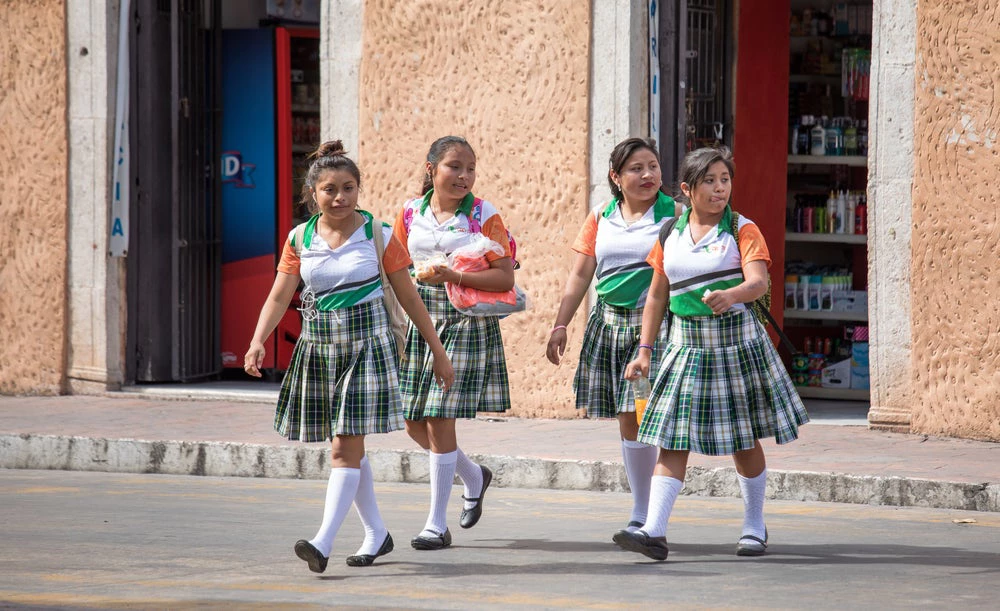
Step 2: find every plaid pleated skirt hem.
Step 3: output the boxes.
[400,283,511,420]
[573,300,669,418]
[274,299,405,442]
[637,310,810,456]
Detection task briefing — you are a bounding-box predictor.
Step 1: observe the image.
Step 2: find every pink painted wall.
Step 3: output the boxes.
[357,1,592,417]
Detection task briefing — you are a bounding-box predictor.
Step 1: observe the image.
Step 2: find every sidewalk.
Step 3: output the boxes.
[1,388,998,512]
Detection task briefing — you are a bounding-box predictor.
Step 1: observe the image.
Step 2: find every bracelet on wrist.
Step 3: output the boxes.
[638,343,654,352]
[550,324,567,334]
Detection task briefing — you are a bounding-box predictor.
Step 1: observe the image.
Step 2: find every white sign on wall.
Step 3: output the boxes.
[109,0,131,257]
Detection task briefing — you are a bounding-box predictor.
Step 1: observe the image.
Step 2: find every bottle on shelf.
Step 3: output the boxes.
[836,190,847,233]
[825,119,841,156]
[826,190,837,234]
[811,118,827,156]
[859,120,869,156]
[844,119,858,156]
[855,196,867,234]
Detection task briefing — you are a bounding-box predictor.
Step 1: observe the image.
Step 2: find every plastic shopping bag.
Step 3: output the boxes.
[445,234,529,317]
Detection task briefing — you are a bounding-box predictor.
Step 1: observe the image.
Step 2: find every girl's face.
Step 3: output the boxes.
[428,145,476,201]
[312,169,359,219]
[611,148,661,203]
[682,161,732,217]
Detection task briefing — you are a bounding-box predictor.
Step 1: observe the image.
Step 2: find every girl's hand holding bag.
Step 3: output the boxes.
[445,234,529,317]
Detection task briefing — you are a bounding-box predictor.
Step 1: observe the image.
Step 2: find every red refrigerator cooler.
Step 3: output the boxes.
[220,27,319,373]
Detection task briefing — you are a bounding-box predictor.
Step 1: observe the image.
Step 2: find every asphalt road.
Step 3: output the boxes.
[1,469,998,610]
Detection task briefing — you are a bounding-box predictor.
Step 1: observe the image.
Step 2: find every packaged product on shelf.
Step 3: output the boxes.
[821,357,851,388]
[809,276,823,310]
[821,277,835,310]
[785,275,799,309]
[799,274,812,310]
[850,326,870,390]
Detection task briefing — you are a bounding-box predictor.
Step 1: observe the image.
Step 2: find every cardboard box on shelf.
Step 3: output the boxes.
[833,290,868,313]
[821,358,852,389]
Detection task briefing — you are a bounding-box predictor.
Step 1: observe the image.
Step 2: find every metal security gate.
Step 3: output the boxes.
[659,0,733,184]
[129,0,222,382]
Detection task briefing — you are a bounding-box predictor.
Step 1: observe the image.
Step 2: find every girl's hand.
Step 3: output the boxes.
[624,353,650,380]
[546,328,567,365]
[432,353,456,392]
[702,289,738,315]
[421,265,454,285]
[244,341,266,377]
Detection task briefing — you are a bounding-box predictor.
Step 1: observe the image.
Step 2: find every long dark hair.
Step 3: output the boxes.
[421,136,475,195]
[608,137,661,201]
[301,140,361,212]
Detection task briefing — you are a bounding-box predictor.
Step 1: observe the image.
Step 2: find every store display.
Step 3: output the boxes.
[785,1,872,400]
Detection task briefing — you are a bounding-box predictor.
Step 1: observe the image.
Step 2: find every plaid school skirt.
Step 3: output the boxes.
[274,299,405,442]
[573,299,669,418]
[637,310,810,456]
[400,283,511,420]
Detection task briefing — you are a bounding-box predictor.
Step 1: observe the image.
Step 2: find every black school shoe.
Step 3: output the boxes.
[459,465,493,529]
[294,539,329,573]
[612,529,669,561]
[735,529,768,556]
[346,532,394,567]
[410,528,452,550]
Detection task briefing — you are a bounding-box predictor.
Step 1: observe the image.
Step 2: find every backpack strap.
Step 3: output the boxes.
[731,211,798,354]
[292,222,307,258]
[658,215,680,247]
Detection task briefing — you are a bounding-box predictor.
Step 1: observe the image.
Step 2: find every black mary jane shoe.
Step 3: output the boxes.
[735,528,768,557]
[459,465,494,529]
[346,532,394,567]
[410,528,452,551]
[612,529,669,561]
[294,539,329,573]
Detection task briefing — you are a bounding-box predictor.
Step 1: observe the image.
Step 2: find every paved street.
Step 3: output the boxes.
[2,469,998,610]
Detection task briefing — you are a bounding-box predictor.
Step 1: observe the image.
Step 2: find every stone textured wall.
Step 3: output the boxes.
[0,1,68,394]
[358,1,592,418]
[911,0,1000,440]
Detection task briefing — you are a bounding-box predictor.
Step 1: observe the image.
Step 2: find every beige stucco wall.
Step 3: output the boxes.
[357,1,592,418]
[0,0,68,394]
[910,0,1000,440]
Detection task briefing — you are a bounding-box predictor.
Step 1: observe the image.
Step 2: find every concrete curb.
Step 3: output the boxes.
[2,433,997,512]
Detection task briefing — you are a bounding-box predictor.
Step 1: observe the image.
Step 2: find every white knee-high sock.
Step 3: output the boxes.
[353,456,388,556]
[422,450,458,535]
[454,448,484,511]
[737,468,767,540]
[309,467,361,557]
[641,475,684,538]
[622,439,658,529]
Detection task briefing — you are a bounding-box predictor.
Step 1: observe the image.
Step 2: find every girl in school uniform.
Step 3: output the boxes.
[391,136,515,550]
[617,146,809,561]
[546,137,682,539]
[244,140,454,573]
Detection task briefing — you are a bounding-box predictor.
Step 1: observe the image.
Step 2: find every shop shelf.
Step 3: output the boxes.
[789,74,842,86]
[786,232,868,245]
[291,104,320,113]
[785,309,868,322]
[788,155,868,167]
[795,386,870,401]
[291,144,313,154]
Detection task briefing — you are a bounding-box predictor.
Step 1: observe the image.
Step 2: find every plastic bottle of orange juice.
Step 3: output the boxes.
[633,377,651,424]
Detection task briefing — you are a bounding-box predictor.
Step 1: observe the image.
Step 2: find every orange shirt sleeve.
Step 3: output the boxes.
[571,211,598,256]
[276,237,301,276]
[737,223,772,269]
[391,205,410,254]
[481,214,512,262]
[382,232,412,275]
[646,240,666,277]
